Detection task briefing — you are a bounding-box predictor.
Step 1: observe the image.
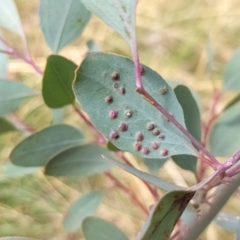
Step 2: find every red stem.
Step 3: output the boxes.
[105,171,148,215]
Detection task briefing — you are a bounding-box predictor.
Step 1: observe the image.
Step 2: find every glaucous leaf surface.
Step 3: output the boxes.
[63,191,103,232]
[103,157,183,191]
[142,158,168,174]
[209,103,240,156]
[10,124,86,167]
[223,48,240,90]
[82,217,128,240]
[39,0,91,53]
[42,55,77,108]
[45,145,112,176]
[172,85,201,173]
[215,212,240,233]
[80,0,136,45]
[51,108,64,124]
[87,40,100,52]
[0,0,23,36]
[137,191,195,240]
[74,53,196,159]
[0,79,37,117]
[0,118,16,134]
[0,33,8,78]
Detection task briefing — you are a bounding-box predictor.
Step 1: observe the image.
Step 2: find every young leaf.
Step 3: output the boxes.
[2,162,40,178]
[44,145,113,176]
[42,55,77,108]
[0,117,16,135]
[142,158,168,174]
[10,124,86,167]
[223,48,240,90]
[0,79,37,117]
[172,85,201,173]
[215,212,240,233]
[82,217,128,240]
[63,191,103,232]
[103,156,184,191]
[137,190,195,240]
[39,0,91,53]
[0,0,23,36]
[209,103,240,156]
[80,0,137,45]
[74,52,196,159]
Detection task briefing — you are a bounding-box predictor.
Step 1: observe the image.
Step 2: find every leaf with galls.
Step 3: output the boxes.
[74,52,197,158]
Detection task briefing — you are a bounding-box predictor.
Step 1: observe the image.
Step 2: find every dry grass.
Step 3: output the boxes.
[1,0,240,239]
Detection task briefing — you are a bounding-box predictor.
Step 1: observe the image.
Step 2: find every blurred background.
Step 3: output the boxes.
[0,0,240,239]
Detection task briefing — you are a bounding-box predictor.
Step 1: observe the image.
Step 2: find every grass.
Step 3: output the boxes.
[0,0,240,239]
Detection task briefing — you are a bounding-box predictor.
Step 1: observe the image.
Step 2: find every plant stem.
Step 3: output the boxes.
[105,171,148,215]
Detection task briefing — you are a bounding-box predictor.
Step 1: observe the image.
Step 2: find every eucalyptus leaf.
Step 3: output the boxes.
[80,0,137,45]
[39,0,91,53]
[103,156,184,191]
[143,158,168,174]
[74,52,196,159]
[0,79,37,117]
[0,32,8,78]
[224,92,240,111]
[82,217,128,240]
[223,48,240,90]
[107,141,120,151]
[209,103,240,156]
[172,85,201,173]
[42,55,77,108]
[215,212,240,233]
[63,191,103,232]
[0,0,23,36]
[137,190,195,240]
[237,218,240,240]
[10,124,86,167]
[87,40,100,52]
[51,108,64,124]
[45,145,113,176]
[0,117,16,135]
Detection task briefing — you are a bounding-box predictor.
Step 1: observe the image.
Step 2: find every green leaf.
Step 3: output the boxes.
[0,117,16,134]
[45,145,113,176]
[87,40,100,52]
[0,79,37,117]
[63,191,103,232]
[42,55,77,108]
[0,32,8,78]
[172,85,201,173]
[224,92,240,111]
[223,48,240,90]
[107,141,120,151]
[2,162,40,178]
[80,0,137,45]
[142,158,168,174]
[215,212,240,233]
[0,0,23,36]
[82,217,128,240]
[209,103,240,156]
[39,0,91,53]
[137,190,195,240]
[103,156,183,191]
[74,52,196,159]
[10,124,86,167]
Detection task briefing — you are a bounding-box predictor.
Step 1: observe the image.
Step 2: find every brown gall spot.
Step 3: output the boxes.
[119,122,128,132]
[119,87,126,94]
[147,123,155,130]
[161,149,169,156]
[124,109,132,118]
[111,72,119,81]
[158,135,165,140]
[110,130,119,139]
[152,128,160,136]
[159,86,167,95]
[114,83,119,88]
[105,95,113,104]
[135,132,144,141]
[109,110,118,119]
[151,142,159,150]
[134,142,142,151]
[142,147,150,155]
[140,65,145,75]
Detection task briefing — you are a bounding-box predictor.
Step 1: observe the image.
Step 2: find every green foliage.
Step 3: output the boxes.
[74,52,196,158]
[137,191,195,240]
[42,55,77,108]
[44,145,113,176]
[10,124,86,167]
[0,118,16,135]
[0,79,37,117]
[82,217,129,240]
[39,0,91,53]
[63,191,103,232]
